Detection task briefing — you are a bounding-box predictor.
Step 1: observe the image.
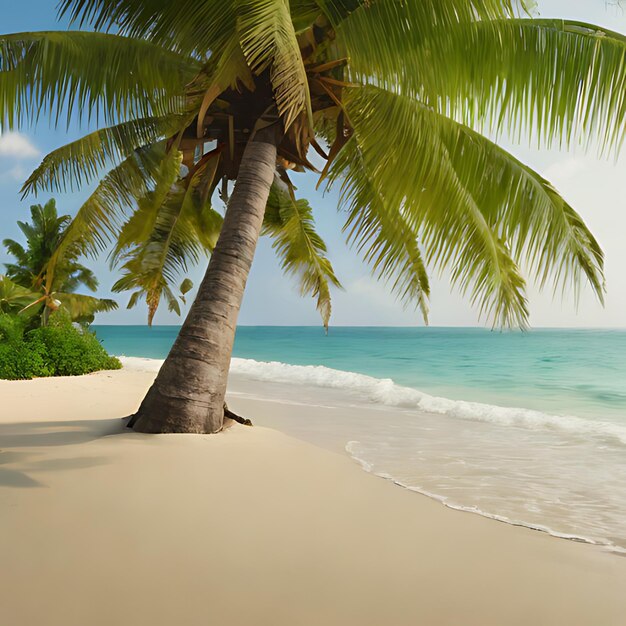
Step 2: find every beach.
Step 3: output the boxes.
[97,327,626,551]
[1,363,626,626]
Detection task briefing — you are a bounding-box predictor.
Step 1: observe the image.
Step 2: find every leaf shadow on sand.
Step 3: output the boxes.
[0,450,44,488]
[0,417,127,488]
[0,418,125,448]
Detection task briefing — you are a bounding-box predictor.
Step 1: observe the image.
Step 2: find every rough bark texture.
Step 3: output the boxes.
[129,128,278,433]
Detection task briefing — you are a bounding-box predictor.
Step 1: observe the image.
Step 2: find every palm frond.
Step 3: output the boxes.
[237,0,313,129]
[59,264,99,293]
[45,144,170,293]
[111,148,221,262]
[112,153,223,324]
[263,179,340,329]
[421,19,626,152]
[55,292,118,319]
[332,0,517,26]
[0,275,39,315]
[333,86,605,324]
[22,114,189,197]
[109,161,181,266]
[341,13,626,152]
[0,31,197,129]
[335,149,431,322]
[3,240,28,266]
[328,86,534,327]
[329,0,518,64]
[431,100,605,303]
[58,0,237,58]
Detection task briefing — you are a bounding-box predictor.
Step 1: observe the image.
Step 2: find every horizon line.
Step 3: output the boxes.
[91,323,626,330]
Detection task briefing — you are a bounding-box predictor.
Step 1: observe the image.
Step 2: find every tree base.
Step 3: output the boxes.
[224,403,253,426]
[126,401,253,433]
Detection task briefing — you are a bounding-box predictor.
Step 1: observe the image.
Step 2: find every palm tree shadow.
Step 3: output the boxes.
[0,465,42,488]
[0,452,111,488]
[0,417,126,448]
[0,450,38,487]
[0,417,126,488]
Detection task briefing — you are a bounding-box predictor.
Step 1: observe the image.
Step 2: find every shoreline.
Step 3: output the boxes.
[8,354,626,553]
[123,356,624,554]
[346,443,626,554]
[2,365,626,625]
[119,356,626,445]
[228,363,626,554]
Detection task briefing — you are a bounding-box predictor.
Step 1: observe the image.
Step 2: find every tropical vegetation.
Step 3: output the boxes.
[0,200,120,380]
[1,0,625,432]
[2,199,117,326]
[0,311,121,380]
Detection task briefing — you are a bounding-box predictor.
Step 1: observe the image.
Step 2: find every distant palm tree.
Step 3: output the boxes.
[3,200,117,325]
[2,1,626,432]
[0,275,35,317]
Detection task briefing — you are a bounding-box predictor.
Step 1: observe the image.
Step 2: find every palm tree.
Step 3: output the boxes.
[2,1,625,433]
[3,199,117,325]
[0,275,36,317]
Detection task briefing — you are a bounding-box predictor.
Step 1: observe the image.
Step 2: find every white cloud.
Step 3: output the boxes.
[0,132,40,159]
[0,164,27,182]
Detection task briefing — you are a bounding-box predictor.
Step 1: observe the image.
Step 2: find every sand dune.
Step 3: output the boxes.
[1,367,625,625]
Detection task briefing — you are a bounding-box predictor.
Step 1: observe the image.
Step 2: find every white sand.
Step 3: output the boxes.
[1,366,625,625]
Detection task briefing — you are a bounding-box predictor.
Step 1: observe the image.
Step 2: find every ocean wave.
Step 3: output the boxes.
[118,356,164,372]
[345,441,626,553]
[118,355,626,446]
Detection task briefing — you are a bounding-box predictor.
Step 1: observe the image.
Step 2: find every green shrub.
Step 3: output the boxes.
[0,316,52,379]
[0,315,51,379]
[0,312,121,380]
[0,313,24,343]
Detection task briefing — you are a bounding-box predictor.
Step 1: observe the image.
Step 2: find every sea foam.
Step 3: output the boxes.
[345,441,626,552]
[118,356,626,446]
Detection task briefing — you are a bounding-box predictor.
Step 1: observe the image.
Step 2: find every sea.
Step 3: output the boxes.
[94,325,626,552]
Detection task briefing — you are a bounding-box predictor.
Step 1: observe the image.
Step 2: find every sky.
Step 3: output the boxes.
[0,0,625,328]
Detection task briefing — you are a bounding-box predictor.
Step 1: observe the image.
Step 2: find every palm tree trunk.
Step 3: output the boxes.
[128,127,279,433]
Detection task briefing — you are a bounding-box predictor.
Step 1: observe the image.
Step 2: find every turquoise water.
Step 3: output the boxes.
[95,325,626,550]
[94,326,626,423]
